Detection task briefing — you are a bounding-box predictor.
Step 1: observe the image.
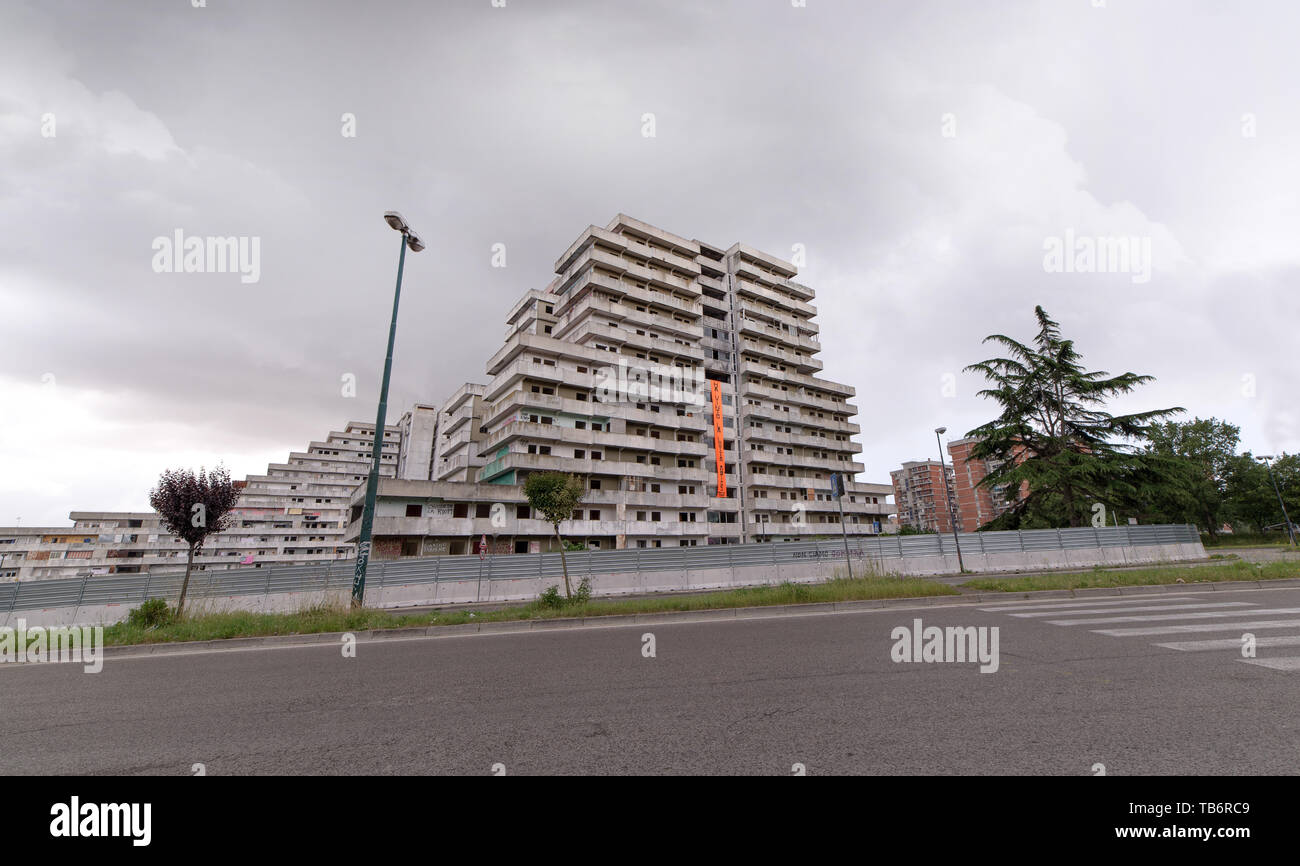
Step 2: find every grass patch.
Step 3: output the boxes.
[101,576,958,647]
[962,559,1300,592]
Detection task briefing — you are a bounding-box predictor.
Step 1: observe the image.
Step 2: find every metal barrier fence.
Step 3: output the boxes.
[0,523,1199,615]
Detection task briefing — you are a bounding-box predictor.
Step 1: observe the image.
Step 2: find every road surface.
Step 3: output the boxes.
[4,583,1300,775]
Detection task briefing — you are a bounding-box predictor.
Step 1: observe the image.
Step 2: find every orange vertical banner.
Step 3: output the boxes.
[710,380,727,498]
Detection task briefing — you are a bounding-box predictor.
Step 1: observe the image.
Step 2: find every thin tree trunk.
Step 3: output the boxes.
[1063,482,1079,528]
[177,544,195,618]
[554,525,571,598]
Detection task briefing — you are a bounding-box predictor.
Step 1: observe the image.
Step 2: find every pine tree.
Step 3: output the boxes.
[964,306,1184,528]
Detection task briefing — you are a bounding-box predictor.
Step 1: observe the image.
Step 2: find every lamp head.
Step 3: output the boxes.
[935,426,947,435]
[384,211,409,233]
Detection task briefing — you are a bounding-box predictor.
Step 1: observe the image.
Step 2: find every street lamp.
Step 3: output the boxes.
[1256,455,1297,547]
[351,211,425,607]
[934,426,965,572]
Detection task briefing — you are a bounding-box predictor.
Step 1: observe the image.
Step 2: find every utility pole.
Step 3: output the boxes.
[935,427,965,573]
[352,212,425,608]
[1258,455,1297,547]
[831,472,853,579]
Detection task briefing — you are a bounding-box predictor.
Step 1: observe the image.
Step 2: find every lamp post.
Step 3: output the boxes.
[1257,455,1297,548]
[935,427,965,572]
[831,471,853,579]
[351,212,425,608]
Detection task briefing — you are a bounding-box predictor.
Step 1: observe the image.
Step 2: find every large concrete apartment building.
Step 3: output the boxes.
[348,214,893,553]
[2,214,895,579]
[890,460,958,534]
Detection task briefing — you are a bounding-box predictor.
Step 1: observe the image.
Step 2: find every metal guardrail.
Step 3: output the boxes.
[0,524,1199,614]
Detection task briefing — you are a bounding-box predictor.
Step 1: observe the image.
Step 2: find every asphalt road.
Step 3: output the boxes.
[5,583,1300,775]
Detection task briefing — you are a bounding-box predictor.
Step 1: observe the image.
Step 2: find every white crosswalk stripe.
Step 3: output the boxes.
[1241,658,1300,671]
[1045,606,1300,626]
[1093,618,1300,636]
[979,594,1300,673]
[1155,635,1300,652]
[1011,602,1255,618]
[978,597,1203,612]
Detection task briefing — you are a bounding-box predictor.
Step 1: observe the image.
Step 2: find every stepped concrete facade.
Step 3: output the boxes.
[0,422,398,581]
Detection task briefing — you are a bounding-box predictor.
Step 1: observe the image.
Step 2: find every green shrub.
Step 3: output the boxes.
[538,584,566,609]
[537,577,592,609]
[128,598,174,629]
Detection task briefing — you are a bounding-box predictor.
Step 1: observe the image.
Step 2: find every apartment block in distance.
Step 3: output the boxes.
[0,421,401,582]
[947,435,1022,531]
[346,213,893,554]
[890,459,959,534]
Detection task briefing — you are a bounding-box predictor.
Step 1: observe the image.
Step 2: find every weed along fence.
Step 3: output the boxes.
[0,524,1205,627]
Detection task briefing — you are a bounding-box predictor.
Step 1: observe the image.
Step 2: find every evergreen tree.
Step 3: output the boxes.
[965,306,1183,528]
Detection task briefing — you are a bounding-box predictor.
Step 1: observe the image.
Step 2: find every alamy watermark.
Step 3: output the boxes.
[0,619,104,673]
[593,358,708,407]
[890,618,999,673]
[1042,229,1151,284]
[151,229,261,284]
[50,796,150,846]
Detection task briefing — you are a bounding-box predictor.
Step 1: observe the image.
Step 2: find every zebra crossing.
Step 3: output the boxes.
[978,594,1300,672]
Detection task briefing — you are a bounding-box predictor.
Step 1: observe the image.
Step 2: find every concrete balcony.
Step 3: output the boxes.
[432,454,486,481]
[749,521,885,537]
[476,451,708,484]
[744,451,865,475]
[441,401,480,435]
[583,489,710,509]
[730,248,797,281]
[556,219,701,276]
[733,278,817,318]
[483,388,712,433]
[482,389,606,428]
[504,290,561,329]
[617,234,703,276]
[555,321,706,365]
[697,273,724,293]
[738,361,855,397]
[779,278,816,301]
[737,340,822,373]
[742,425,862,453]
[554,296,701,344]
[363,514,704,543]
[736,314,821,352]
[744,472,835,489]
[741,380,854,416]
[736,298,818,336]
[476,421,708,459]
[484,332,564,378]
[560,247,700,296]
[557,267,703,319]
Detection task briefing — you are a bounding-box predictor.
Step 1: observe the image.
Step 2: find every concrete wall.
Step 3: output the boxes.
[1,540,1206,629]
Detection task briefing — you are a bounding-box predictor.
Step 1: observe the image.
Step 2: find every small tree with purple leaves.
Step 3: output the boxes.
[148,465,240,617]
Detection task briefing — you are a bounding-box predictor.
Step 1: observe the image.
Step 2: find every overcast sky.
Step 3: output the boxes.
[1,0,1296,526]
